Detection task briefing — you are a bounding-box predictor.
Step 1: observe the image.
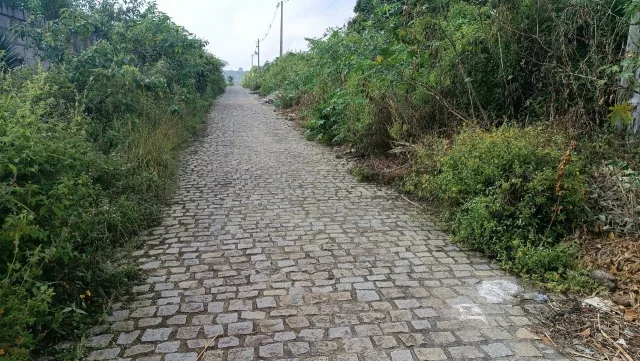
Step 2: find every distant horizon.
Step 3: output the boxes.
[154,0,356,70]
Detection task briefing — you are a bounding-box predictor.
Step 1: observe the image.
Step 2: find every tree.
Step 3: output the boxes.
[227,75,234,86]
[0,31,23,71]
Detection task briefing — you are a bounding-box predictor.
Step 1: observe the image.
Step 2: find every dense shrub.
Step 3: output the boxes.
[0,1,226,359]
[2,0,73,20]
[400,127,589,284]
[243,52,311,108]
[422,127,588,287]
[246,0,632,148]
[0,31,23,70]
[246,0,638,290]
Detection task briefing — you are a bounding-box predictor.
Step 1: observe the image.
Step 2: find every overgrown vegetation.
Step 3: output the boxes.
[0,31,23,71]
[0,1,226,359]
[3,0,75,20]
[404,126,593,289]
[244,0,640,291]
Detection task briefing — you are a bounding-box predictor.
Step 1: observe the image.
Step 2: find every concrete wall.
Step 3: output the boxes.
[0,3,97,67]
[0,3,38,65]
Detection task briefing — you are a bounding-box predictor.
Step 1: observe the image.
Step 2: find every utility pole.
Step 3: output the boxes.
[280,1,284,57]
[251,53,254,68]
[257,39,260,73]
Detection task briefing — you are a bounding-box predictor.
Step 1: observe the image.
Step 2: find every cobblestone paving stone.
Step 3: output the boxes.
[88,87,566,361]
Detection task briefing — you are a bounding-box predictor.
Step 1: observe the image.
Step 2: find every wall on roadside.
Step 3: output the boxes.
[0,3,97,67]
[0,3,38,65]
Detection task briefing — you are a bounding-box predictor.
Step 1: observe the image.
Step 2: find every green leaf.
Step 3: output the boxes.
[608,101,635,126]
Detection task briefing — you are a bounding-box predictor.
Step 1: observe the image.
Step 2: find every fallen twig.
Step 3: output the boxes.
[195,333,220,361]
[567,350,599,360]
[544,332,558,347]
[401,194,422,208]
[598,314,634,361]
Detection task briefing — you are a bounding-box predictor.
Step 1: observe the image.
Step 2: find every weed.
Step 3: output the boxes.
[243,0,634,291]
[0,1,226,358]
[352,165,380,183]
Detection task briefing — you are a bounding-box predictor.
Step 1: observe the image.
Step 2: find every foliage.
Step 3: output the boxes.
[2,0,74,20]
[0,248,55,360]
[249,0,638,290]
[352,164,380,182]
[0,1,226,359]
[251,0,631,146]
[0,31,23,71]
[404,126,591,290]
[608,102,635,127]
[589,161,640,236]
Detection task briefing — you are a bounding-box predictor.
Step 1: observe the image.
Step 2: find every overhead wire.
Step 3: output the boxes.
[261,2,281,42]
[254,0,293,66]
[324,0,342,12]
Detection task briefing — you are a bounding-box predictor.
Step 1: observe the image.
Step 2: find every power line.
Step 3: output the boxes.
[324,0,342,12]
[261,2,280,42]
[260,0,293,43]
[254,0,292,69]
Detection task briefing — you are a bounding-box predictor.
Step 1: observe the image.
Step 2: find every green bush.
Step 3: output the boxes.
[2,0,73,20]
[245,0,634,289]
[241,0,630,290]
[417,126,590,288]
[0,1,226,359]
[248,0,631,150]
[0,31,23,71]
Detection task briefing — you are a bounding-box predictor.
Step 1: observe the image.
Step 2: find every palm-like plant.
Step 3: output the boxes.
[0,30,24,71]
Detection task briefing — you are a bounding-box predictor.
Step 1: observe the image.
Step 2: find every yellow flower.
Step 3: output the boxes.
[0,348,5,355]
[86,290,92,297]
[376,55,384,63]
[80,294,85,299]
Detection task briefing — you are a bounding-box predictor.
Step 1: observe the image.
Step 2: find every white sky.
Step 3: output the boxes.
[154,0,357,70]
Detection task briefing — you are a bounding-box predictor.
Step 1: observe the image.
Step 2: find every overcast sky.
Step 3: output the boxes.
[154,0,357,70]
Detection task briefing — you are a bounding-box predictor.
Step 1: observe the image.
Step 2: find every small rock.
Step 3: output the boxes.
[88,325,110,336]
[589,270,617,291]
[55,342,74,350]
[582,297,615,312]
[522,292,548,303]
[88,334,114,348]
[611,294,632,307]
[574,344,595,355]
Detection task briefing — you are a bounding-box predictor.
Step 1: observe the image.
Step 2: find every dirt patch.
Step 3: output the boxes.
[533,236,640,360]
[349,155,412,185]
[579,237,640,302]
[535,295,639,360]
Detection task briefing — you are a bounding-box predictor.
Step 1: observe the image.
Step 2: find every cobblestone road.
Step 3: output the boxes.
[88,87,565,361]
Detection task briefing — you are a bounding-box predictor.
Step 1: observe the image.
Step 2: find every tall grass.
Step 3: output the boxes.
[0,1,226,359]
[244,0,638,291]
